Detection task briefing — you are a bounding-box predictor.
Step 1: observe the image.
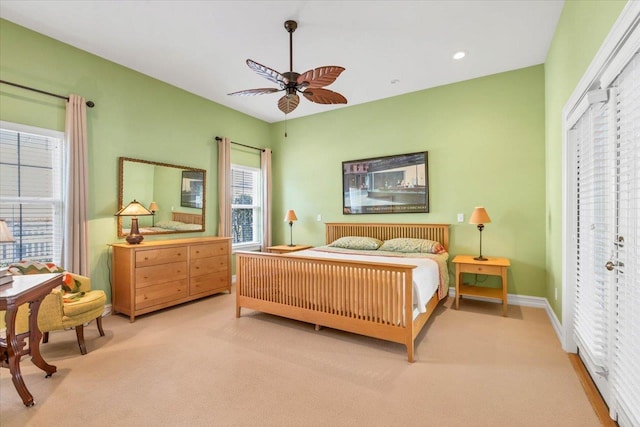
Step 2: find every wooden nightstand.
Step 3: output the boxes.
[267,244,312,254]
[452,255,511,316]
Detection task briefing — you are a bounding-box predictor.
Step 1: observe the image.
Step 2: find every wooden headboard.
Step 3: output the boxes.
[172,211,203,225]
[325,223,450,251]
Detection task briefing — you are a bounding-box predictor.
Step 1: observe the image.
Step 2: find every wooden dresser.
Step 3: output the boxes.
[111,237,231,322]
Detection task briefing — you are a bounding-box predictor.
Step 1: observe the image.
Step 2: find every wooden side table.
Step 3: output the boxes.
[267,244,312,254]
[452,255,511,316]
[0,273,62,406]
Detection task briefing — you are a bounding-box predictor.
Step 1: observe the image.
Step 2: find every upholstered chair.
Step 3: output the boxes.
[2,261,106,355]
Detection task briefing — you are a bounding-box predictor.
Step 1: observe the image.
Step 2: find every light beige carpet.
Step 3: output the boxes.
[1,291,600,426]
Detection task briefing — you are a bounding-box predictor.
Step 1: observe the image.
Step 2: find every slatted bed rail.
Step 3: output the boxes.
[236,252,416,351]
[236,223,450,362]
[325,223,449,251]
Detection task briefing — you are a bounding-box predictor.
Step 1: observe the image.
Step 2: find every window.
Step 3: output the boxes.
[0,122,64,266]
[231,164,261,249]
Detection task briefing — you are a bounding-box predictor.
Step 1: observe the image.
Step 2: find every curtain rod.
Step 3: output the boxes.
[215,136,266,152]
[0,79,95,108]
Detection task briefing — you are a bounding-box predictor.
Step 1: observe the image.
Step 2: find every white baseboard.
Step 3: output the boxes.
[447,287,564,344]
[102,303,112,317]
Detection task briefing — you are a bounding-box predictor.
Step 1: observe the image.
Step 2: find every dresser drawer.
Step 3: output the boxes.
[135,280,188,309]
[459,263,502,275]
[190,242,228,259]
[135,261,188,287]
[190,272,229,295]
[190,255,228,277]
[136,246,187,267]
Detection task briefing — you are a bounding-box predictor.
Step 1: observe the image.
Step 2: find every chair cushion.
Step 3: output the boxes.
[61,290,106,317]
[8,261,83,293]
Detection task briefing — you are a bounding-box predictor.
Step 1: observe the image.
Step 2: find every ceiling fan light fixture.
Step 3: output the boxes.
[228,20,347,115]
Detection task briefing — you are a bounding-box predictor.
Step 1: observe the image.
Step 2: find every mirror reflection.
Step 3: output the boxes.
[117,157,206,237]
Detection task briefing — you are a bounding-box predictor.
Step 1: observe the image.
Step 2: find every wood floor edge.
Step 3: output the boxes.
[568,353,617,426]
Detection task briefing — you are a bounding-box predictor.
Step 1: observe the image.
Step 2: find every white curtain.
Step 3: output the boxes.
[260,148,272,251]
[217,137,232,237]
[61,94,89,275]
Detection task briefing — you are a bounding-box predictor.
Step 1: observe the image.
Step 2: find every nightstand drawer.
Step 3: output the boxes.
[458,263,502,275]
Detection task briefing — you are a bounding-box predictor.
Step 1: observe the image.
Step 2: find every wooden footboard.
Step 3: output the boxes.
[236,252,424,361]
[236,223,449,362]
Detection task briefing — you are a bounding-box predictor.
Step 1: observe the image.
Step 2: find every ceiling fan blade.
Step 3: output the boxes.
[228,88,280,96]
[247,59,287,85]
[278,94,300,114]
[297,66,345,88]
[302,88,347,105]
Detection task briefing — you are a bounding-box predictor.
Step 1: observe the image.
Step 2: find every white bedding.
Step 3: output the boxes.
[287,248,440,318]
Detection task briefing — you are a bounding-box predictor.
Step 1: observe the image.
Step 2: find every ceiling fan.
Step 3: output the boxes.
[228,20,347,115]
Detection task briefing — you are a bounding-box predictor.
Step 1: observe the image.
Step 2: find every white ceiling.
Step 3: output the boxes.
[0,0,564,123]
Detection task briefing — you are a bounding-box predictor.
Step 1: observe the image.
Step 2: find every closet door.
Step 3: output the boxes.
[571,50,639,426]
[564,5,639,425]
[571,97,614,404]
[608,52,639,427]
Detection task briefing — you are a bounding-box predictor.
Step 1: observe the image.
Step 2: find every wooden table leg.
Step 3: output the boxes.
[28,298,56,376]
[4,307,35,407]
[501,267,508,317]
[455,265,461,310]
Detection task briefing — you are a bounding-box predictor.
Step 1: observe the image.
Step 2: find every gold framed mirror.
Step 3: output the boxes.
[117,157,206,237]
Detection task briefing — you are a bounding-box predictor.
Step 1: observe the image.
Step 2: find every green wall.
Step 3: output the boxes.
[270,66,547,297]
[0,19,271,301]
[1,0,629,312]
[544,0,627,318]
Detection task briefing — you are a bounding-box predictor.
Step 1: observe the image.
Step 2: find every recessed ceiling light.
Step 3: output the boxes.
[453,51,466,60]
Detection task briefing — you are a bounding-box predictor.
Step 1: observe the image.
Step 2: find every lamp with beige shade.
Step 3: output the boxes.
[115,200,153,244]
[0,219,16,284]
[469,207,491,261]
[148,201,159,226]
[284,210,298,247]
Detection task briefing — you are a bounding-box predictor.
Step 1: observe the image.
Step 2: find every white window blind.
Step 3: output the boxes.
[610,51,640,427]
[231,165,261,247]
[572,98,613,374]
[0,126,64,266]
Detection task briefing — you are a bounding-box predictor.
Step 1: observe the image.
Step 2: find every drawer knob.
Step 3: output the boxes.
[196,266,200,270]
[144,257,149,260]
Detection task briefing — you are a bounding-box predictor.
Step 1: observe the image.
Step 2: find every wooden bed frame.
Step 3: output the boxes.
[236,223,450,362]
[171,211,203,225]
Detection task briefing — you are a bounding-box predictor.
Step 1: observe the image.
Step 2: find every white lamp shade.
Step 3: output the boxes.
[115,200,154,216]
[0,220,15,243]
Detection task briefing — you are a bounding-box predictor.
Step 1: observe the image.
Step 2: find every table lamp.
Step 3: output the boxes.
[0,219,16,284]
[469,207,491,261]
[148,202,159,226]
[284,210,298,247]
[115,200,153,244]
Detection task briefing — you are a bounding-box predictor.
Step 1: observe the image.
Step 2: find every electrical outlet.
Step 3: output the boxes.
[555,288,558,300]
[317,214,322,222]
[457,213,464,223]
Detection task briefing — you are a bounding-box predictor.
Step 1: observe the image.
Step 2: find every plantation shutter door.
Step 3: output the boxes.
[609,51,640,427]
[572,97,614,384]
